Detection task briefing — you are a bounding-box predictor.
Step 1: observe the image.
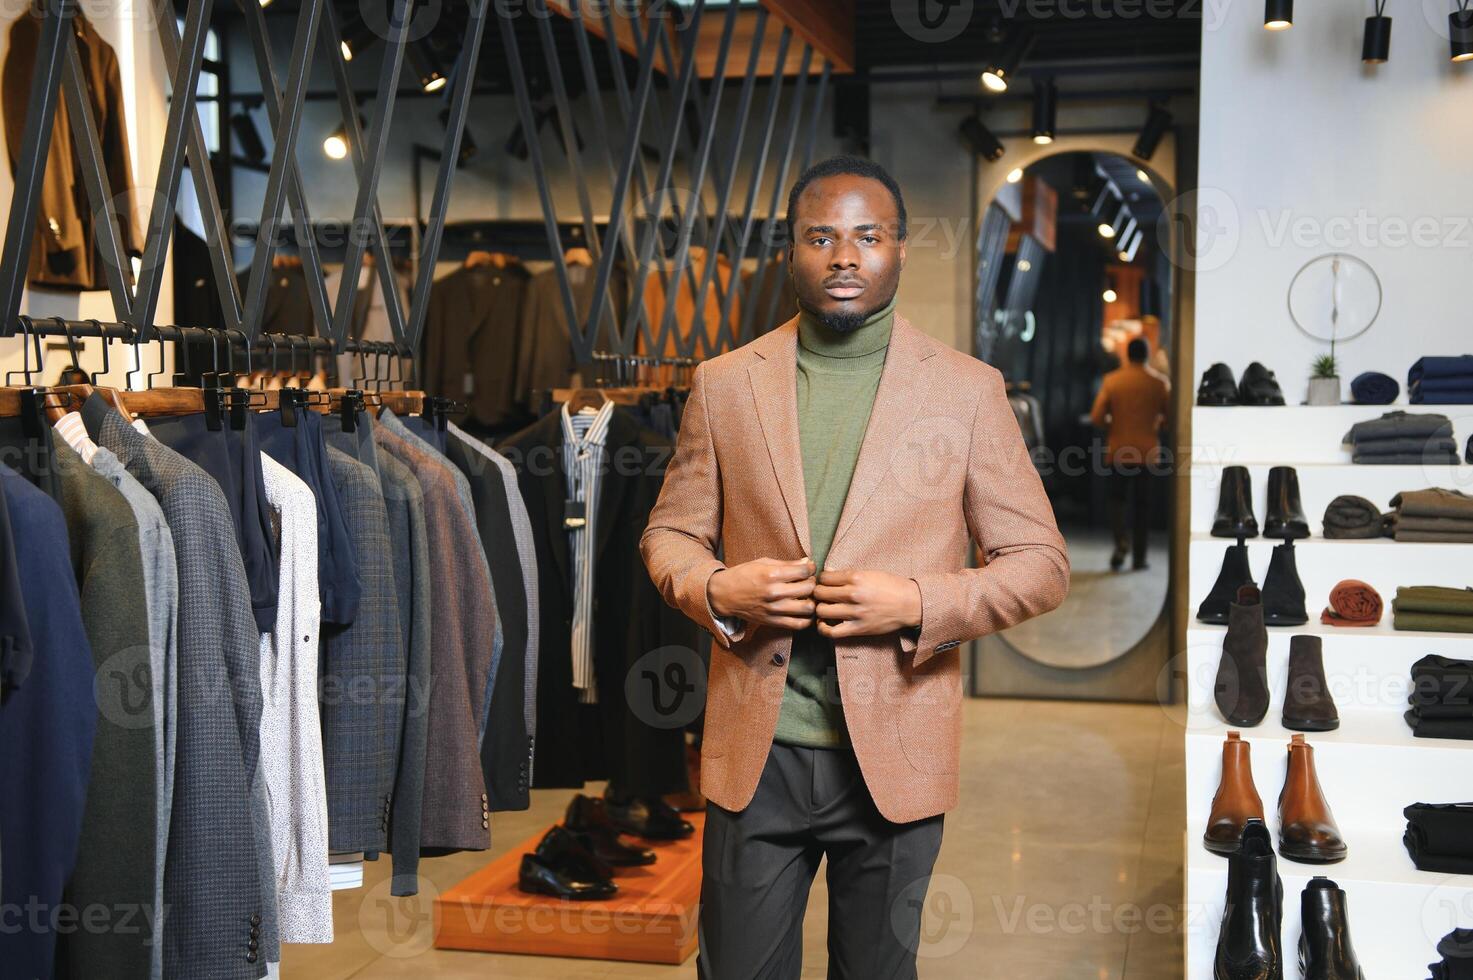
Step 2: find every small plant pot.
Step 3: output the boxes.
[1307,376,1341,406]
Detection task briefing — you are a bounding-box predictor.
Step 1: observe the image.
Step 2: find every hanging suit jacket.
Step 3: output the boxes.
[82,395,269,980]
[640,314,1070,824]
[445,428,537,811]
[422,262,532,430]
[0,466,95,980]
[502,406,695,798]
[2,6,143,290]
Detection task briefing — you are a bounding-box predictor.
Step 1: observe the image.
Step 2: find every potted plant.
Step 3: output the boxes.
[1307,353,1341,406]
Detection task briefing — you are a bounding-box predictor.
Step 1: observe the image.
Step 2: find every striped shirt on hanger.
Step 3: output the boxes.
[560,399,616,705]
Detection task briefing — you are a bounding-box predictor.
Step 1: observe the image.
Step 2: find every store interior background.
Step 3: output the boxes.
[2,0,1471,976]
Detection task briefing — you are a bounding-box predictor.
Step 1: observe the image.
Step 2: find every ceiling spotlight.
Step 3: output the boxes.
[980,30,1033,94]
[258,0,273,7]
[1017,258,1032,272]
[1031,78,1057,145]
[439,108,478,167]
[230,110,267,164]
[1264,0,1292,30]
[1362,5,1391,63]
[1102,286,1118,303]
[1135,168,1150,182]
[958,115,1005,162]
[323,125,349,161]
[1452,8,1473,62]
[409,41,447,93]
[339,16,377,62]
[1132,102,1173,160]
[1096,195,1123,238]
[1007,167,1024,183]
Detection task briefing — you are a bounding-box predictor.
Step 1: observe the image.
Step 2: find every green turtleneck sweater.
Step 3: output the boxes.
[772,295,896,748]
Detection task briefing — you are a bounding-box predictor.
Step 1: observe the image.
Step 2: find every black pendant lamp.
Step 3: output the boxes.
[1362,3,1391,63]
[1031,78,1057,146]
[1264,0,1292,31]
[1453,3,1473,63]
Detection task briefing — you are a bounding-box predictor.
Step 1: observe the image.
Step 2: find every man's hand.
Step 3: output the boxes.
[812,569,923,639]
[708,557,817,631]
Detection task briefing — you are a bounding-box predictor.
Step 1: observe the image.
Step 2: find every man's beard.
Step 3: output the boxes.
[815,294,893,334]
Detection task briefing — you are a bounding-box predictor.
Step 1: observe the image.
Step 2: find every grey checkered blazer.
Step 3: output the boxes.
[81,394,271,980]
[321,447,405,853]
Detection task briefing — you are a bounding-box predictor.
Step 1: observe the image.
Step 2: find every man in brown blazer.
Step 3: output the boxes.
[640,156,1069,978]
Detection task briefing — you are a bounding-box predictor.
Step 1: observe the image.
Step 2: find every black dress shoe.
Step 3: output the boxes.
[518,853,618,901]
[1198,544,1255,624]
[1239,362,1287,406]
[1262,542,1309,626]
[604,793,695,841]
[1264,466,1310,540]
[1298,877,1364,980]
[1214,819,1283,980]
[1213,466,1259,538]
[1199,363,1239,406]
[534,824,615,883]
[565,795,657,867]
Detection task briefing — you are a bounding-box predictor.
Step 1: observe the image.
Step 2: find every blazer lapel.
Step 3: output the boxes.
[828,314,936,558]
[747,321,811,556]
[537,416,571,591]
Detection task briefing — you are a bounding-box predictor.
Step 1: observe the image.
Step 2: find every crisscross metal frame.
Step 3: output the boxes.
[0,0,830,380]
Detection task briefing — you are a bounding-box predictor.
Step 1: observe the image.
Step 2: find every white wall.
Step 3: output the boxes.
[1195,3,1473,396]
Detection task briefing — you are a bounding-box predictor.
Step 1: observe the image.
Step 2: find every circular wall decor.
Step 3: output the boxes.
[1287,252,1382,345]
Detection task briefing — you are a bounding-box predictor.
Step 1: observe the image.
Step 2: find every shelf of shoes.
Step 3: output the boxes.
[1192,404,1473,465]
[1185,407,1473,977]
[1189,462,1473,536]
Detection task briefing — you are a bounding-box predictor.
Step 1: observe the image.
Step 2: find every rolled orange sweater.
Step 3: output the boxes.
[1321,579,1383,627]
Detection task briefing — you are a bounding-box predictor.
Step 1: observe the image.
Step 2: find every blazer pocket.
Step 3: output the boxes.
[895,655,963,775]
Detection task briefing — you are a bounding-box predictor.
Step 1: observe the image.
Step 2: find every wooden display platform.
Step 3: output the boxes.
[434,811,704,964]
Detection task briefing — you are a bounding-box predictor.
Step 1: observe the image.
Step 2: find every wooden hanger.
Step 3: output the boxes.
[564,247,594,267]
[377,390,425,417]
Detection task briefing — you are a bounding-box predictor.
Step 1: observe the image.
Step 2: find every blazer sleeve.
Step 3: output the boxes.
[639,363,748,648]
[907,365,1070,666]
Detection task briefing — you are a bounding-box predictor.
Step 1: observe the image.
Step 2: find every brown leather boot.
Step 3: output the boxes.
[1282,635,1340,732]
[1278,734,1347,864]
[1204,731,1266,856]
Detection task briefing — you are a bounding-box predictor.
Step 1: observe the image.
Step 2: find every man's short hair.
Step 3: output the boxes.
[1127,337,1149,363]
[785,155,908,244]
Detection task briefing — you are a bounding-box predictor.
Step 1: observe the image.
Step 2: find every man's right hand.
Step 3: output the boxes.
[707,557,817,631]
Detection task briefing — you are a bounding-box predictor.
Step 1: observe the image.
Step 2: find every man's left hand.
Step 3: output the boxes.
[812,569,923,639]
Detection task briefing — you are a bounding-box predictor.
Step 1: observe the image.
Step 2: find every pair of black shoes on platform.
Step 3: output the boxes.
[1214,821,1364,980]
[1198,540,1308,627]
[1199,362,1287,406]
[1213,466,1310,541]
[517,795,664,901]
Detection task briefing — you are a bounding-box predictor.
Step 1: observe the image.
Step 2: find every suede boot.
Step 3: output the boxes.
[1213,466,1259,538]
[1213,818,1283,980]
[1262,542,1309,626]
[1264,466,1310,539]
[1298,877,1364,980]
[1282,636,1339,732]
[1204,731,1266,856]
[1278,735,1347,864]
[1199,544,1256,624]
[1217,585,1271,726]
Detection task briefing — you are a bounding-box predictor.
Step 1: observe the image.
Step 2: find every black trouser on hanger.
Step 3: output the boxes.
[697,742,943,980]
[1107,467,1152,569]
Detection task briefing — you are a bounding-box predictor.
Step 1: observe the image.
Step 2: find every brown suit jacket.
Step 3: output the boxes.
[1090,362,1170,465]
[640,312,1069,824]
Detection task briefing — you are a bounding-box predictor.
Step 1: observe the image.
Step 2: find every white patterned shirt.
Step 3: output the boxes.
[561,400,615,705]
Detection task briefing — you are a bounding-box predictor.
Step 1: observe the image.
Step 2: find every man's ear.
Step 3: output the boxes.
[898,238,908,270]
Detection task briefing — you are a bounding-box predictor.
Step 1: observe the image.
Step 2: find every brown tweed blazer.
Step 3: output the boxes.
[640,313,1069,824]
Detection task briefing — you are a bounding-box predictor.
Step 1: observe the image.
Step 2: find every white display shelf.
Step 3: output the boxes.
[1187,535,1473,618]
[1185,840,1473,979]
[1187,461,1473,536]
[1191,405,1473,465]
[1185,404,1473,978]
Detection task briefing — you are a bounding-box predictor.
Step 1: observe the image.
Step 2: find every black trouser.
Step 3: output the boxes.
[1107,468,1151,567]
[697,742,944,980]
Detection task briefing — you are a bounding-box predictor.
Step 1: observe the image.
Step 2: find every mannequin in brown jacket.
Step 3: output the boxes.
[641,156,1069,978]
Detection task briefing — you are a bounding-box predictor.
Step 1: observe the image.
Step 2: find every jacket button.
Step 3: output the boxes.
[246,952,258,964]
[771,652,786,666]
[249,914,261,927]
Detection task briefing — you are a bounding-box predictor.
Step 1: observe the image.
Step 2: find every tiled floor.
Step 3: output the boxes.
[281,699,1186,979]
